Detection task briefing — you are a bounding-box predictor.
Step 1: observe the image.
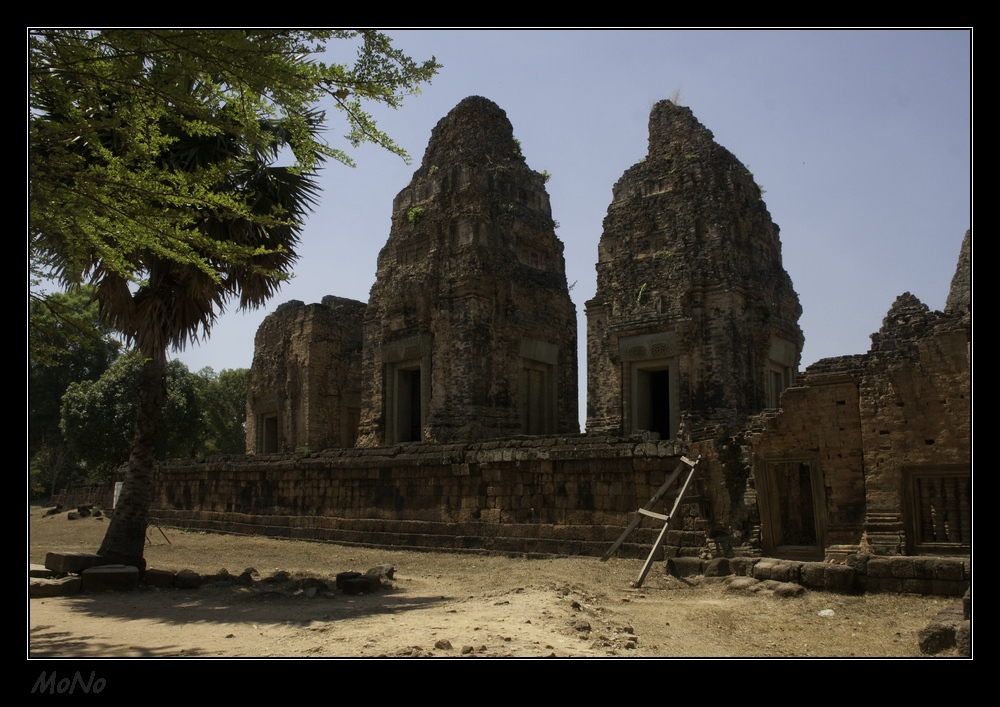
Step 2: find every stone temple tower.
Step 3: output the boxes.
[357,96,578,446]
[586,100,803,439]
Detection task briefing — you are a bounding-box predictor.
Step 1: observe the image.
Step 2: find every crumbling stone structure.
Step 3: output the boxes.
[586,101,803,440]
[246,296,365,453]
[356,97,578,445]
[748,230,971,559]
[224,97,968,574]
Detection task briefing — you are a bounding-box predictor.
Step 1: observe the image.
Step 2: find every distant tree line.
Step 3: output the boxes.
[29,287,248,500]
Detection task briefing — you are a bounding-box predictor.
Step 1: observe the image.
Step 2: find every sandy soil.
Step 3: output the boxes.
[29,507,958,658]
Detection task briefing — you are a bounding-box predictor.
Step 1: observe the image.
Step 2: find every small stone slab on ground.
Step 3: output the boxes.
[143,568,176,588]
[30,576,82,598]
[666,557,703,578]
[81,565,139,592]
[45,551,101,574]
[29,564,57,578]
[366,564,395,580]
[919,605,967,655]
[174,570,202,589]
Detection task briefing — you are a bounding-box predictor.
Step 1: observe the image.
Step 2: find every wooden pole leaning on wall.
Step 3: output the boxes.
[600,455,700,589]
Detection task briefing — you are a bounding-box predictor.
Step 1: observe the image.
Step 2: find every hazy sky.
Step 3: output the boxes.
[172,29,971,424]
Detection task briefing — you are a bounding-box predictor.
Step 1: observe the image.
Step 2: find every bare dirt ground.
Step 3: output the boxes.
[29,507,959,658]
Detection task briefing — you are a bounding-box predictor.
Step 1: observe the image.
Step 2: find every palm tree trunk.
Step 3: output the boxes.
[97,349,167,570]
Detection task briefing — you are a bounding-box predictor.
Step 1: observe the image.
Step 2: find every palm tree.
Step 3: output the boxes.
[88,114,321,569]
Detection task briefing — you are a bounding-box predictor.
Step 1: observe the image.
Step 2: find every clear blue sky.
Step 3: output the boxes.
[174,29,971,425]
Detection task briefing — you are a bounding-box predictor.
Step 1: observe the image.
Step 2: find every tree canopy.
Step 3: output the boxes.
[60,354,249,477]
[29,287,121,498]
[30,29,439,300]
[29,29,439,566]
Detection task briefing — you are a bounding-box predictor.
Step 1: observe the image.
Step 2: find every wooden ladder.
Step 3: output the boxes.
[601,455,700,588]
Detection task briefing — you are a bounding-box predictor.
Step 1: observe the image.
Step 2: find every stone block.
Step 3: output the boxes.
[865,557,891,578]
[799,562,826,589]
[703,558,731,577]
[45,551,101,574]
[901,578,932,594]
[873,577,903,593]
[174,569,202,589]
[753,559,778,580]
[931,579,968,597]
[955,620,971,657]
[724,576,759,592]
[81,565,139,592]
[824,564,857,593]
[730,557,759,577]
[770,562,801,583]
[29,564,57,578]
[666,557,703,578]
[888,556,916,578]
[143,568,176,588]
[930,557,966,581]
[919,621,956,655]
[913,557,936,579]
[845,553,870,575]
[30,575,82,598]
[773,582,805,598]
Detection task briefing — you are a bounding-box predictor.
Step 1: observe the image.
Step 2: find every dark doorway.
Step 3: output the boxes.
[648,370,670,440]
[261,415,279,453]
[397,368,422,442]
[636,367,670,439]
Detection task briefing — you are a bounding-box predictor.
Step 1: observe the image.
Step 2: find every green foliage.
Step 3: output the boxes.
[407,207,425,225]
[30,287,120,498]
[744,163,767,200]
[30,30,437,563]
[636,282,648,305]
[30,30,440,292]
[512,138,524,161]
[540,170,551,184]
[197,367,250,455]
[659,249,674,260]
[59,353,250,475]
[30,287,120,371]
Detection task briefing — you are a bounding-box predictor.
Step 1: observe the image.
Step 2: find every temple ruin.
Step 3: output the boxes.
[245,296,365,453]
[748,230,971,560]
[356,97,578,445]
[586,101,803,439]
[152,97,969,586]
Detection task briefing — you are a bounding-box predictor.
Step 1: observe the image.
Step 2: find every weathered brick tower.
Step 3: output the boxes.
[586,100,804,438]
[357,96,578,445]
[246,296,365,453]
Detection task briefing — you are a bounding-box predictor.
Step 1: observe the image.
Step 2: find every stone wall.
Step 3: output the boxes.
[153,436,698,557]
[859,293,971,555]
[245,296,365,454]
[224,98,968,570]
[747,365,867,559]
[746,233,971,559]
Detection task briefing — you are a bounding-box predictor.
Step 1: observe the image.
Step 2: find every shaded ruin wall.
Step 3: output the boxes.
[228,98,968,566]
[858,293,971,555]
[154,436,690,557]
[746,231,970,558]
[246,297,365,454]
